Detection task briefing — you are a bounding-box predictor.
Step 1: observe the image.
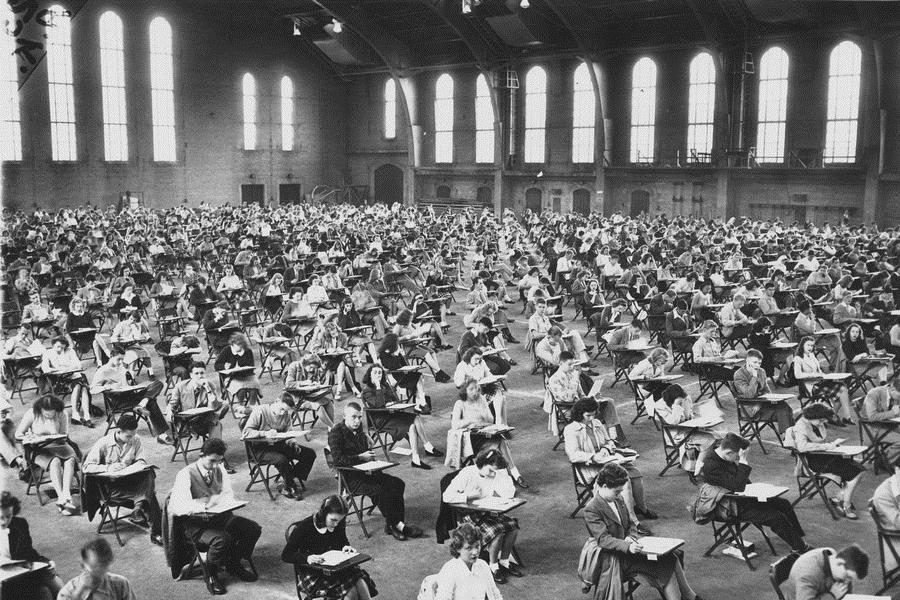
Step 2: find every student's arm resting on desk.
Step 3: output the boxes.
[442,468,477,503]
[702,457,751,492]
[14,410,36,440]
[327,426,367,467]
[564,425,599,464]
[168,468,208,515]
[584,501,632,553]
[240,407,267,439]
[864,389,899,421]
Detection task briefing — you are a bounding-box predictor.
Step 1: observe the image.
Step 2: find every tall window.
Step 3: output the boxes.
[1,3,22,161]
[687,52,716,161]
[434,73,454,163]
[524,66,547,163]
[630,57,656,163]
[475,74,494,164]
[242,73,256,150]
[824,41,862,163]
[99,11,127,161]
[281,76,294,151]
[756,47,789,163]
[47,5,76,161]
[572,63,595,164]
[384,78,396,139]
[149,17,175,162]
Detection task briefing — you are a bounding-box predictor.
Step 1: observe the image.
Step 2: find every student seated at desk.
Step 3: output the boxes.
[433,523,503,600]
[327,403,424,542]
[57,538,135,600]
[527,300,589,361]
[786,403,864,520]
[793,336,854,426]
[82,414,164,545]
[871,455,900,575]
[629,348,674,401]
[362,364,441,470]
[794,300,843,370]
[547,352,624,443]
[564,398,655,534]
[453,348,508,426]
[458,318,513,374]
[282,495,377,600]
[843,323,893,385]
[240,393,316,500]
[653,384,723,476]
[442,449,523,585]
[536,326,599,377]
[284,353,337,429]
[167,438,261,595]
[0,492,64,600]
[584,463,704,600]
[733,349,795,434]
[14,395,79,516]
[784,545,869,600]
[691,319,741,362]
[66,296,109,364]
[700,433,810,553]
[450,378,524,487]
[42,335,93,427]
[214,332,261,397]
[109,310,152,376]
[0,391,25,474]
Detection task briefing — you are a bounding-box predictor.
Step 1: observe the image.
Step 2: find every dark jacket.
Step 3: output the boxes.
[7,517,49,563]
[700,450,752,492]
[435,470,461,544]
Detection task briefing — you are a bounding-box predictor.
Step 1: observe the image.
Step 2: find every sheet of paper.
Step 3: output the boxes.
[390,447,413,456]
[384,402,416,410]
[843,595,891,600]
[318,550,358,567]
[106,463,151,478]
[202,500,247,514]
[636,536,684,556]
[760,393,794,401]
[476,425,515,435]
[0,561,48,582]
[472,497,519,511]
[740,483,788,500]
[179,407,215,416]
[831,445,867,456]
[353,460,394,471]
[679,416,724,428]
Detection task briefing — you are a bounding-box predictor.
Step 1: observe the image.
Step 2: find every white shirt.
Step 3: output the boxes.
[435,558,503,600]
[169,462,236,516]
[0,526,9,559]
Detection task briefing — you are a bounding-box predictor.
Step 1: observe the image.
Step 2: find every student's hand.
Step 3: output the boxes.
[359,451,376,461]
[829,580,849,599]
[109,462,126,473]
[894,406,900,417]
[307,554,325,565]
[738,447,750,463]
[342,546,357,554]
[264,429,278,439]
[627,540,643,554]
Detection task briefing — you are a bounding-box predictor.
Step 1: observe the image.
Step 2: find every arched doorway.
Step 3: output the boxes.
[436,185,451,199]
[630,189,650,217]
[374,164,403,204]
[525,188,542,213]
[476,186,492,206]
[573,189,591,216]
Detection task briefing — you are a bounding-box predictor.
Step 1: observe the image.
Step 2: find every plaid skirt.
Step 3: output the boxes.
[462,513,518,545]
[296,566,371,599]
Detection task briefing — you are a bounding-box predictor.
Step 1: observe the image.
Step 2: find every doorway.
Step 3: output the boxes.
[525,188,542,213]
[374,164,404,204]
[476,186,492,207]
[573,189,590,216]
[279,183,302,205]
[630,190,650,217]
[241,184,264,206]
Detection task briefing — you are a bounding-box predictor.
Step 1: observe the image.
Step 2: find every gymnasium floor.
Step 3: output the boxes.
[3,290,891,600]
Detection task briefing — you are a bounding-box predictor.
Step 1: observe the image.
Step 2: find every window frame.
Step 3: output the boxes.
[149,16,176,162]
[242,73,257,151]
[629,57,657,164]
[571,62,595,164]
[434,73,454,164]
[687,52,716,163]
[823,40,862,164]
[755,46,790,164]
[523,66,547,164]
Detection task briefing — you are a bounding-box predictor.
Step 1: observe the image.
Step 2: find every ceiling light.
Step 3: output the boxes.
[332,19,342,33]
[462,0,472,14]
[520,0,530,7]
[293,21,301,36]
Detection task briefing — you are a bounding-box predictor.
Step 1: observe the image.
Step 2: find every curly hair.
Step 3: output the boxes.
[448,522,483,558]
[0,492,22,515]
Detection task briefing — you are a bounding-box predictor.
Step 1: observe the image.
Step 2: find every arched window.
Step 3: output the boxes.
[824,41,862,163]
[99,11,127,161]
[281,76,294,151]
[756,47,789,163]
[242,73,256,150]
[572,63,595,164]
[630,58,656,163]
[687,52,716,162]
[149,17,175,161]
[434,73,454,163]
[384,78,396,140]
[1,3,21,161]
[524,66,547,163]
[475,74,494,164]
[47,5,76,161]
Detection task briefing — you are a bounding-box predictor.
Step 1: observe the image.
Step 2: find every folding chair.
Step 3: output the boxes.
[243,438,302,501]
[645,314,666,345]
[23,437,81,506]
[170,409,214,464]
[852,397,899,473]
[569,462,593,518]
[768,553,800,600]
[869,499,900,594]
[284,523,328,600]
[736,396,786,454]
[102,387,153,434]
[84,472,150,546]
[789,450,842,520]
[654,413,689,477]
[697,363,738,409]
[703,501,776,571]
[670,335,695,371]
[323,447,378,538]
[2,354,42,404]
[547,389,574,451]
[365,408,400,460]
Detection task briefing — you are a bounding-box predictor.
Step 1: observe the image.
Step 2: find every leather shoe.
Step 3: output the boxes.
[205,574,227,595]
[424,447,445,457]
[637,507,658,520]
[503,562,524,577]
[492,569,507,584]
[385,524,407,541]
[403,524,424,538]
[227,563,258,582]
[514,477,529,489]
[411,460,432,470]
[150,533,163,546]
[635,522,653,536]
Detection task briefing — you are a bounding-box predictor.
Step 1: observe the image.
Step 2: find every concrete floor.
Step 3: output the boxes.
[3,294,895,600]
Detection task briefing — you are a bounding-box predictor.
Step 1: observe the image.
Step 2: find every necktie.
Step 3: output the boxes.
[194,385,204,407]
[203,468,213,486]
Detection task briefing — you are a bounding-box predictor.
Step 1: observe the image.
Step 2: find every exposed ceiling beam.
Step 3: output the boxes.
[683,0,724,49]
[417,0,505,68]
[313,0,416,72]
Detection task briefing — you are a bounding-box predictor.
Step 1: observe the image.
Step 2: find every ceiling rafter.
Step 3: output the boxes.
[313,0,416,72]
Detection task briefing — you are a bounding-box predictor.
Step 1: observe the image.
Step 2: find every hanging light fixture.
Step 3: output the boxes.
[332,18,342,33]
[520,0,530,8]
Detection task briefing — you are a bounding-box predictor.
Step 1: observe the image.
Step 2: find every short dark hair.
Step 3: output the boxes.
[116,414,139,431]
[478,317,493,329]
[0,492,21,515]
[279,392,296,408]
[719,432,749,452]
[461,347,483,363]
[346,401,362,412]
[201,438,227,457]
[559,351,575,362]
[571,398,599,422]
[315,494,347,526]
[189,361,206,372]
[448,522,482,558]
[32,394,65,417]
[836,544,869,579]
[746,349,763,360]
[594,463,629,488]
[474,447,507,470]
[51,335,70,348]
[81,537,115,565]
[802,403,833,421]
